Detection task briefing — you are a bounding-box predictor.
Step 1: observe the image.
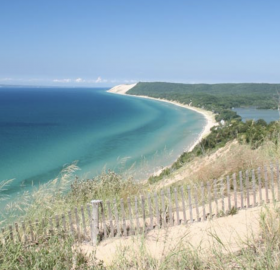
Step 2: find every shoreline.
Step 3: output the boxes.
[107,84,217,176]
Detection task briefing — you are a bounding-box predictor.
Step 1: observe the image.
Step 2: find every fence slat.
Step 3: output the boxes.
[21,221,27,243]
[180,186,187,224]
[245,170,250,208]
[135,197,140,233]
[194,187,200,222]
[55,215,60,233]
[239,172,244,209]
[9,225,13,242]
[201,184,206,221]
[154,193,160,228]
[264,166,269,203]
[120,199,127,236]
[87,204,94,239]
[258,167,263,204]
[81,206,87,238]
[42,218,47,236]
[221,179,225,215]
[147,194,153,230]
[161,190,166,227]
[227,176,231,212]
[62,214,67,233]
[207,182,212,219]
[270,163,275,201]
[74,208,80,239]
[167,188,173,226]
[252,170,257,206]
[127,198,134,235]
[68,211,74,235]
[1,228,6,245]
[233,174,237,209]
[100,203,107,240]
[15,223,21,242]
[106,201,114,238]
[54,216,59,240]
[214,179,219,217]
[187,186,193,222]
[35,219,39,240]
[141,195,146,232]
[174,188,180,225]
[29,221,34,241]
[113,199,121,237]
[277,162,280,201]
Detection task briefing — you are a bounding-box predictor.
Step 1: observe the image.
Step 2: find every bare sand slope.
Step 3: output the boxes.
[107,83,137,94]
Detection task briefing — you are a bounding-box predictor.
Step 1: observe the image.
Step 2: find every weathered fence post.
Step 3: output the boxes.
[91,200,102,246]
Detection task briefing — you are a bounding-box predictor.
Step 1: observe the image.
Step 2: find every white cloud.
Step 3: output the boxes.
[0,78,12,81]
[53,79,72,83]
[53,76,111,84]
[75,78,85,83]
[93,76,107,83]
[95,76,102,83]
[75,77,107,83]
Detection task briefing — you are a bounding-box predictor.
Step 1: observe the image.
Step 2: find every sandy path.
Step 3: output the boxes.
[80,204,265,266]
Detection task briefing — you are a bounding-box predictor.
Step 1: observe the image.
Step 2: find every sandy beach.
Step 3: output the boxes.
[107,83,217,176]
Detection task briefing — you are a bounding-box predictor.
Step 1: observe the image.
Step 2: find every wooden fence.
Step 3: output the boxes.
[1,163,280,246]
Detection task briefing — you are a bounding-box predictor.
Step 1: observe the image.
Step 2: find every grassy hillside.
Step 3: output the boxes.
[128,82,280,110]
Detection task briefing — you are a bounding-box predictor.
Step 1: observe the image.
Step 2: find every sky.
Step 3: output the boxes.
[0,0,280,87]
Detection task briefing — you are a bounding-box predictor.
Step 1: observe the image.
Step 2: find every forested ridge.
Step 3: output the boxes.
[128,82,279,110]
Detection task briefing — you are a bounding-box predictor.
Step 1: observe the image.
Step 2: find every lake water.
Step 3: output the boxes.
[233,108,279,123]
[0,87,206,198]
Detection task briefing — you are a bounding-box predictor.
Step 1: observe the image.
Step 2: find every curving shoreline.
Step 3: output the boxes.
[107,83,217,176]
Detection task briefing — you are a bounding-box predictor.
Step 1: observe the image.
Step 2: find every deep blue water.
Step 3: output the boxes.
[233,108,279,123]
[0,87,206,197]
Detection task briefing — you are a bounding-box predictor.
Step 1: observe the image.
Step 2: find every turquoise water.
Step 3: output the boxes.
[0,87,206,198]
[233,108,279,123]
